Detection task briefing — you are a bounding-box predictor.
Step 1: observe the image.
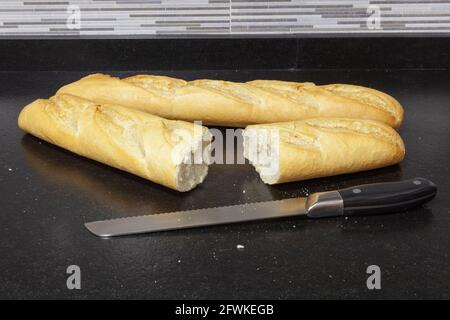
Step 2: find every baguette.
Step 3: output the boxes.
[243,118,405,184]
[56,74,404,128]
[18,94,212,192]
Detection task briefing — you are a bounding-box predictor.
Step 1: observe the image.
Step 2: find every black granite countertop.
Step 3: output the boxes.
[0,69,449,299]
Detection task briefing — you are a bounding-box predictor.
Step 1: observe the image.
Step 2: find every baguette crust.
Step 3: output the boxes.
[243,118,405,184]
[18,94,212,192]
[57,74,404,128]
[248,81,403,128]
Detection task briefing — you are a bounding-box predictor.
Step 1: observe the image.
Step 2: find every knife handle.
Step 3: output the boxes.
[306,178,437,218]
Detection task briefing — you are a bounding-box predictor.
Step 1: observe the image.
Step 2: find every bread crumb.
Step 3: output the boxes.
[8,168,12,172]
[236,244,245,251]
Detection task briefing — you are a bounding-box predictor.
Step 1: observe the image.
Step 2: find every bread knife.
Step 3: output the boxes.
[85,178,437,237]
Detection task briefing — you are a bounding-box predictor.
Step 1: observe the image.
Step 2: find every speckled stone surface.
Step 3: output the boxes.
[0,70,449,299]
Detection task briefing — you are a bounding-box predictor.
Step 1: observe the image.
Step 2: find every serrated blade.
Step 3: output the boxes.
[85,197,308,237]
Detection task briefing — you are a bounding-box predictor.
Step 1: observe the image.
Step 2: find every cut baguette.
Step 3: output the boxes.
[243,118,405,184]
[18,94,212,192]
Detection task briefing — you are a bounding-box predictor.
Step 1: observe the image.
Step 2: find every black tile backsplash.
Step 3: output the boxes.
[1,37,449,71]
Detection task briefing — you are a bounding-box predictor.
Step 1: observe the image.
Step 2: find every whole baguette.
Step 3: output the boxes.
[56,74,404,128]
[18,94,212,192]
[243,118,405,184]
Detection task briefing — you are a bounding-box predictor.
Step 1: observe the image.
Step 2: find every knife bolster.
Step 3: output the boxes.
[306,191,344,218]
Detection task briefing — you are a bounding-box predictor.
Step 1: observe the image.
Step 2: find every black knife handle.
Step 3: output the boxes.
[306,178,437,218]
